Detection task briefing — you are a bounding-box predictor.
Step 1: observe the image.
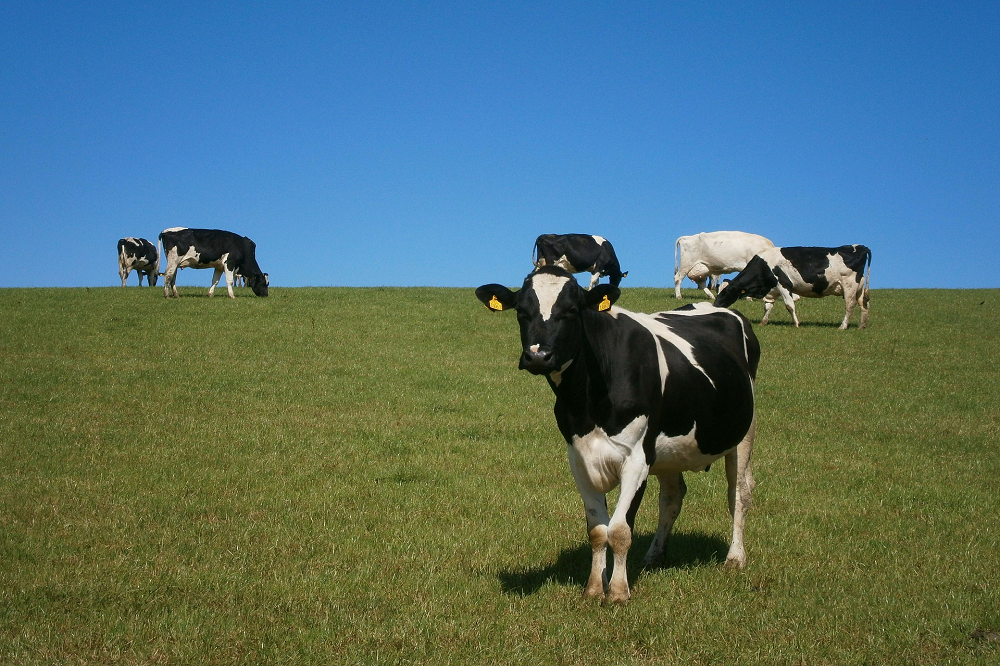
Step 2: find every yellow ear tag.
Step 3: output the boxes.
[488,295,504,311]
[598,295,611,311]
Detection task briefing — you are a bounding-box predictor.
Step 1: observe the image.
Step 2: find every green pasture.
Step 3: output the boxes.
[1,285,998,664]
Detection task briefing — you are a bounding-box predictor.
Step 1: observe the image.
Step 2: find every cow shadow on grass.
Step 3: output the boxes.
[497,531,729,596]
[753,319,844,329]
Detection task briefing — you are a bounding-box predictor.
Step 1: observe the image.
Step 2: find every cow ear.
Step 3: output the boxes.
[475,284,517,312]
[586,284,620,312]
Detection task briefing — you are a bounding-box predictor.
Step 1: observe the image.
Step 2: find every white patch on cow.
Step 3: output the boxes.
[530,272,571,321]
[568,416,648,494]
[529,344,540,353]
[548,254,580,274]
[162,226,187,233]
[650,424,731,474]
[549,359,573,386]
[591,235,606,245]
[618,310,716,391]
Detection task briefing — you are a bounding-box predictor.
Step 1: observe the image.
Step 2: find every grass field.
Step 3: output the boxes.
[1,284,998,665]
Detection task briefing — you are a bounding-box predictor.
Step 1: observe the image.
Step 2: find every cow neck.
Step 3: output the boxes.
[549,308,615,439]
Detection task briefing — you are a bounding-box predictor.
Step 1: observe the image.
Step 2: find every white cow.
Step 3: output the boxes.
[674,231,775,299]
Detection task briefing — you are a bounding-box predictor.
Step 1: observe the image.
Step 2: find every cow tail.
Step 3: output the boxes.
[156,236,163,277]
[862,246,872,306]
[532,239,540,268]
[674,237,681,278]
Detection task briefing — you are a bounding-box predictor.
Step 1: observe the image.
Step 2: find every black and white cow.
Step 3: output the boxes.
[533,234,628,289]
[476,266,759,603]
[117,237,159,287]
[714,245,871,329]
[158,227,268,298]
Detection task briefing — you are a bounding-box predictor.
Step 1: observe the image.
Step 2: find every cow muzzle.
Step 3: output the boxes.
[519,345,557,374]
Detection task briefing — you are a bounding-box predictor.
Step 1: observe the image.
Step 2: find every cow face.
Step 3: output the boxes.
[477,267,620,376]
[245,272,269,297]
[713,256,777,308]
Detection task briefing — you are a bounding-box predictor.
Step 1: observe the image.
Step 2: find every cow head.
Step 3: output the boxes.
[245,272,269,297]
[713,255,777,308]
[476,267,620,376]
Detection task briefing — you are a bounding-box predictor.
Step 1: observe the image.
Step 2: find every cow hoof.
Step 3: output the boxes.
[581,586,605,601]
[605,590,630,604]
[723,556,746,570]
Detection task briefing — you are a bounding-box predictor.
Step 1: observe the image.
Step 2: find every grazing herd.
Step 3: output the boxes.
[477,231,870,602]
[115,225,869,603]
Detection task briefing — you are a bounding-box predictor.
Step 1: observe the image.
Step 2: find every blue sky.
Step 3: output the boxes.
[2,1,997,289]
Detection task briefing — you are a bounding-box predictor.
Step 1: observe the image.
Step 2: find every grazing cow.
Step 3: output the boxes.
[674,231,775,299]
[476,266,759,602]
[117,237,159,287]
[533,234,628,288]
[158,227,268,298]
[714,245,871,329]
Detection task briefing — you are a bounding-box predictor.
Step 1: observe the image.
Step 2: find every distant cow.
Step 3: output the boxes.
[674,231,775,299]
[533,234,627,288]
[117,237,159,287]
[158,227,268,298]
[715,245,871,329]
[476,266,759,603]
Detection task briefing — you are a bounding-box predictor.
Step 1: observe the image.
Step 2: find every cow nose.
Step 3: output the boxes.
[520,346,555,373]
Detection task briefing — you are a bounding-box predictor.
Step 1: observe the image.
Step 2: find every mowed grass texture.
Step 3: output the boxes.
[1,285,998,665]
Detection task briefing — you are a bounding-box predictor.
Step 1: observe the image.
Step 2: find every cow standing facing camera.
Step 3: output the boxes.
[476,266,759,603]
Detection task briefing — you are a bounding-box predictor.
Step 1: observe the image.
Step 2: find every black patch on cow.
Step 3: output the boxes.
[653,310,758,456]
[837,245,871,283]
[713,255,777,307]
[773,265,807,293]
[779,247,832,295]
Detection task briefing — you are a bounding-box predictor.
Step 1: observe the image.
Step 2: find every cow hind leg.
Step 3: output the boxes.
[641,472,686,568]
[120,266,129,287]
[840,280,859,330]
[674,266,689,299]
[723,418,756,569]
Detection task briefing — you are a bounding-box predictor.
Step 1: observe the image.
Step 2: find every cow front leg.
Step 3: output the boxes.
[724,417,756,569]
[641,472,686,568]
[209,268,223,297]
[605,455,650,603]
[223,268,236,298]
[761,297,774,325]
[577,487,611,599]
[777,287,799,327]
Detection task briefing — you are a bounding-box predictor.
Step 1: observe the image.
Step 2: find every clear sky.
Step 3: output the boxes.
[2,1,997,289]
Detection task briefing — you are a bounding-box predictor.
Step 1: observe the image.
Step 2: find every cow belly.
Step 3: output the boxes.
[650,426,730,473]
